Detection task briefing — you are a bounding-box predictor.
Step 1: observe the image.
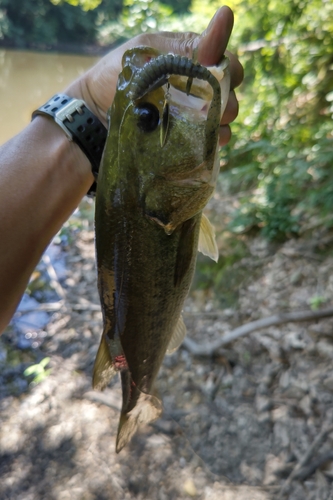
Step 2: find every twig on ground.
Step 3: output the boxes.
[293,451,333,481]
[14,302,65,314]
[280,248,323,262]
[83,390,121,411]
[42,254,67,299]
[182,308,333,356]
[278,424,333,498]
[327,485,333,500]
[14,301,101,316]
[183,311,228,318]
[70,303,101,311]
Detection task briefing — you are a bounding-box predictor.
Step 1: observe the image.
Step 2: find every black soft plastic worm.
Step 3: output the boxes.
[129,54,222,160]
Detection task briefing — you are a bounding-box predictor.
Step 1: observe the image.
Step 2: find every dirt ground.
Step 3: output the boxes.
[1,199,333,500]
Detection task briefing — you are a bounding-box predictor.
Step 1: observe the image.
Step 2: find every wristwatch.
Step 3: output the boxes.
[32,94,108,195]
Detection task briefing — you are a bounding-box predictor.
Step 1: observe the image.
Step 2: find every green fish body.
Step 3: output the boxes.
[93,47,230,452]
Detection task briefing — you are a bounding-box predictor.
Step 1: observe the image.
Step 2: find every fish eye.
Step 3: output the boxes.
[134,103,160,133]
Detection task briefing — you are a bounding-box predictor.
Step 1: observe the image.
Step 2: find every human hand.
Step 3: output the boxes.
[65,5,243,147]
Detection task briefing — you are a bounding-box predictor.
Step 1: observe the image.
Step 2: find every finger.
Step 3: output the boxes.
[140,31,198,59]
[219,125,231,147]
[197,6,234,66]
[226,51,244,90]
[154,24,244,91]
[220,91,239,125]
[137,6,234,63]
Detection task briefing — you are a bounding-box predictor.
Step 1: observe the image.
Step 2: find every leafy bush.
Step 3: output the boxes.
[223,0,333,240]
[0,0,99,47]
[0,0,124,49]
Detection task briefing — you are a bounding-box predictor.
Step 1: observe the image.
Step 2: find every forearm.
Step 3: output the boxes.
[0,116,93,333]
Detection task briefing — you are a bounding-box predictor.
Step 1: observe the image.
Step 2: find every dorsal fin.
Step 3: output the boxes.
[198,213,219,262]
[166,315,187,354]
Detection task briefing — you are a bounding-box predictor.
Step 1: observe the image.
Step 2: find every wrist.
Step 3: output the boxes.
[32,93,108,195]
[31,115,94,196]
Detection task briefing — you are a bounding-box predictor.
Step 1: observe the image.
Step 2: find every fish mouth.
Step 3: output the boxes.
[128,52,229,159]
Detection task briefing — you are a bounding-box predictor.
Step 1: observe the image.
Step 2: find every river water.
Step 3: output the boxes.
[0,49,99,145]
[0,49,99,341]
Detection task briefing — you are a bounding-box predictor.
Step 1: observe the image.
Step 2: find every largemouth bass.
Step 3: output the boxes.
[93,47,230,452]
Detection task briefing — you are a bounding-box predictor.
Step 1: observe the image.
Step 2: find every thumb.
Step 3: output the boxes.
[197,6,234,66]
[141,6,234,66]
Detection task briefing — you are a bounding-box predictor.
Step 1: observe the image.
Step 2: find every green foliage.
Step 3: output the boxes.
[222,0,333,240]
[193,238,248,307]
[24,357,52,385]
[0,0,189,49]
[0,0,100,47]
[98,0,173,44]
[160,0,191,15]
[58,0,191,14]
[52,0,102,10]
[308,295,327,310]
[228,200,300,241]
[0,0,125,48]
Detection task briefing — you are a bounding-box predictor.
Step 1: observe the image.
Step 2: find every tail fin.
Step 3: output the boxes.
[92,334,117,391]
[116,389,163,453]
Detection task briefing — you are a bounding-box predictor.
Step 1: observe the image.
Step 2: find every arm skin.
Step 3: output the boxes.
[0,6,243,334]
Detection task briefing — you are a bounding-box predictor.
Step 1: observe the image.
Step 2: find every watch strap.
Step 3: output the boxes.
[32,94,107,195]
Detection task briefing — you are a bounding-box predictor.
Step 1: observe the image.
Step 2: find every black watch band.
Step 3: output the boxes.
[32,94,107,195]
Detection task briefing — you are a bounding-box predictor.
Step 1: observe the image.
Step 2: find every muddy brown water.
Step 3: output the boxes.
[0,49,99,145]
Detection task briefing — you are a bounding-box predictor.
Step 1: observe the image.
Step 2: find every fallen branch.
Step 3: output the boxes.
[182,308,333,356]
[83,390,121,412]
[294,450,333,481]
[278,423,333,498]
[42,254,67,299]
[14,302,65,314]
[183,311,228,318]
[71,303,101,312]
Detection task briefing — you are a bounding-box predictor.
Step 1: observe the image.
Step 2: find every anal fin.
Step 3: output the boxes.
[198,213,219,262]
[166,315,187,354]
[92,333,117,391]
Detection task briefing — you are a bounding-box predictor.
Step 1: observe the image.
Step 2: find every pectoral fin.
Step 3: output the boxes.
[166,315,187,354]
[198,213,219,262]
[92,334,117,391]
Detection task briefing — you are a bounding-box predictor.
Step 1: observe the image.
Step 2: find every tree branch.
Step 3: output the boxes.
[182,308,333,357]
[278,423,333,498]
